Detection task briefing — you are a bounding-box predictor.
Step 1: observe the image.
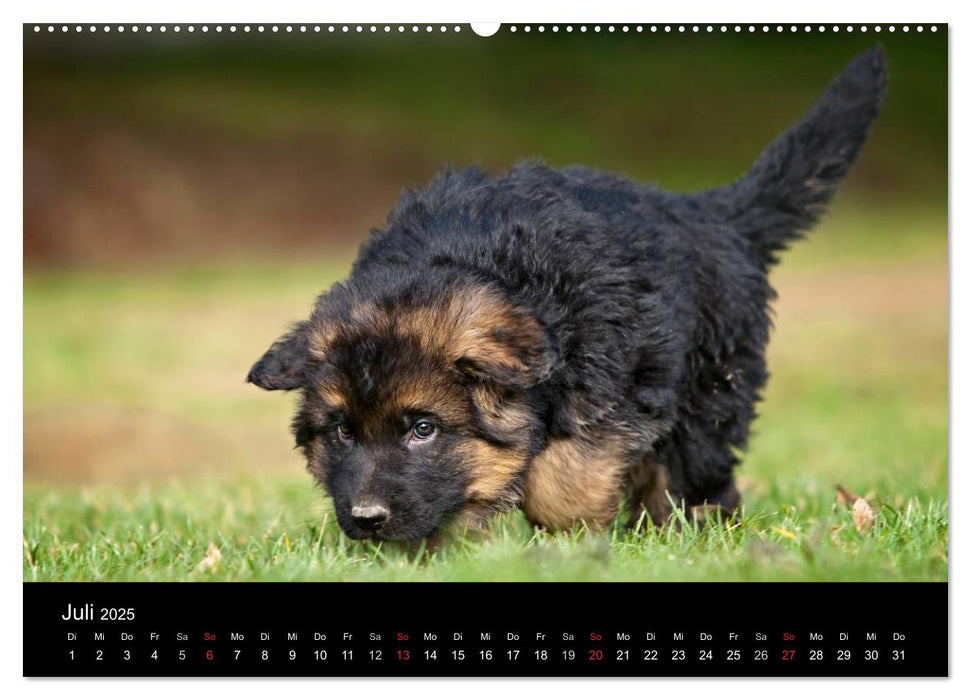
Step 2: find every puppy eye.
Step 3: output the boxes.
[410,420,436,441]
[336,422,355,443]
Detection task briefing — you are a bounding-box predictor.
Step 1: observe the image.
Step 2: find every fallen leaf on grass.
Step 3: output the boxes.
[835,485,877,535]
[835,485,859,506]
[851,498,877,535]
[771,526,797,540]
[194,542,222,573]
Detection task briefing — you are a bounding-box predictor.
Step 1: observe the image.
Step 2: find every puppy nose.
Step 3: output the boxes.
[351,503,390,530]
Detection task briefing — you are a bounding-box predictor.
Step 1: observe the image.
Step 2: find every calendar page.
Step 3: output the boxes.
[22,21,948,677]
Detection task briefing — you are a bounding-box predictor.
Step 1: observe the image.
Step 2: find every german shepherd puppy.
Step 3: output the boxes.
[248,48,887,541]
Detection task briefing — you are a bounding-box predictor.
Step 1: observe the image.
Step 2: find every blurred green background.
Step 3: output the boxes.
[23,26,947,581]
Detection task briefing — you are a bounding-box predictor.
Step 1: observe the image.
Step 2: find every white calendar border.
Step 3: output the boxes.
[3,0,962,696]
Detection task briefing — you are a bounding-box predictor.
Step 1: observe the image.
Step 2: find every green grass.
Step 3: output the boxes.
[23,476,947,582]
[23,205,948,582]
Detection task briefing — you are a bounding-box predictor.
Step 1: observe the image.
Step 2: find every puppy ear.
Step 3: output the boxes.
[450,291,554,388]
[247,322,311,391]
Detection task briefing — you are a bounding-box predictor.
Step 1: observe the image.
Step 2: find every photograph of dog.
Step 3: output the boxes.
[24,26,945,582]
[248,47,887,542]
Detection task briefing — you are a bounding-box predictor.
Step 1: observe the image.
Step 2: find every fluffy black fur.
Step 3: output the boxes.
[248,47,887,539]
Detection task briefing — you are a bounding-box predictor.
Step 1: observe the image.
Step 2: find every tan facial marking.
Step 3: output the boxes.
[307,285,546,385]
[388,378,466,423]
[523,437,629,530]
[443,288,549,382]
[317,385,347,409]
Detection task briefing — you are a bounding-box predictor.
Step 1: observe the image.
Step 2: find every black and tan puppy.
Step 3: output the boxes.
[248,48,887,540]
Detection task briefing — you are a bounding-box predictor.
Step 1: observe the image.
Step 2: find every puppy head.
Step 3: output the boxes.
[247,279,553,540]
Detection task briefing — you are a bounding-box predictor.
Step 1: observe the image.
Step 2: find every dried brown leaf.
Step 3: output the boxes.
[835,484,859,506]
[851,498,877,535]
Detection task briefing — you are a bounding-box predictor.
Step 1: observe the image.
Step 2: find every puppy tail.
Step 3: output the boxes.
[699,45,888,264]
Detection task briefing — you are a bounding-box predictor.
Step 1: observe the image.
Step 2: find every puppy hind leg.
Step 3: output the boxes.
[627,453,741,531]
[626,455,677,530]
[688,478,741,526]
